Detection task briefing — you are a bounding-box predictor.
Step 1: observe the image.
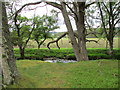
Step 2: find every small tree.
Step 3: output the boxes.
[32,15,59,49]
[11,15,35,59]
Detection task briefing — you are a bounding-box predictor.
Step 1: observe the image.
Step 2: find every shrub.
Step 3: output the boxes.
[14,48,120,60]
[66,54,75,60]
[88,53,111,60]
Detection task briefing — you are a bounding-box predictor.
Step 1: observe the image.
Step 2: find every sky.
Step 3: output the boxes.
[14,0,119,32]
[15,0,101,32]
[16,0,69,32]
[21,5,69,32]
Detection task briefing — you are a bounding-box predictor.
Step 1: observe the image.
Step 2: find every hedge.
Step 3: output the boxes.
[14,48,120,60]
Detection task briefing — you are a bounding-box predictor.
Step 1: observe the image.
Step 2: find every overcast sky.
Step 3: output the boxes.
[15,0,119,32]
[17,0,70,32]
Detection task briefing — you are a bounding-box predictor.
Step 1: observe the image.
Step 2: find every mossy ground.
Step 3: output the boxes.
[8,60,118,88]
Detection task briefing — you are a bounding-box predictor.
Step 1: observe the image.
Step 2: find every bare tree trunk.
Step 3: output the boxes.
[18,45,25,59]
[76,2,89,60]
[1,2,18,86]
[108,38,114,55]
[106,39,108,49]
[38,44,40,49]
[107,2,115,55]
[61,2,82,61]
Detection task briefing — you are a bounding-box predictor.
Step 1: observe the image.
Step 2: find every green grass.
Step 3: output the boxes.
[8,60,118,88]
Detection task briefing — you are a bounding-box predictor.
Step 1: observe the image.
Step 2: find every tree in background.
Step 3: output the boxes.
[85,1,120,54]
[32,15,59,49]
[98,2,120,55]
[11,15,35,59]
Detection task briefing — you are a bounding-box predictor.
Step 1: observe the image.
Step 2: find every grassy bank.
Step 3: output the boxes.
[8,60,118,88]
[14,48,120,60]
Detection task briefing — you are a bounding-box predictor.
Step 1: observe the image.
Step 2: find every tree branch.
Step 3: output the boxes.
[114,18,120,26]
[64,3,78,20]
[46,2,62,10]
[98,2,108,38]
[85,2,95,8]
[23,24,35,49]
[113,2,120,12]
[15,1,42,15]
[102,2,110,15]
[38,36,47,49]
[47,32,68,49]
[86,39,98,43]
[14,1,42,37]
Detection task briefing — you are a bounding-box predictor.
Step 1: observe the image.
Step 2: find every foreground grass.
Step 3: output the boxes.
[8,60,118,88]
[9,60,118,88]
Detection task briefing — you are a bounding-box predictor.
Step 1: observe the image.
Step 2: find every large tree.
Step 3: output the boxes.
[0,1,18,86]
[47,2,91,61]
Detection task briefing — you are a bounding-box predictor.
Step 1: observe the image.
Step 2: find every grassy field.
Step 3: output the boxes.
[26,38,119,48]
[8,60,118,88]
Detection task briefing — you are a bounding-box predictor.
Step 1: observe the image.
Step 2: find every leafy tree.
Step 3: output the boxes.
[32,15,59,49]
[11,15,35,58]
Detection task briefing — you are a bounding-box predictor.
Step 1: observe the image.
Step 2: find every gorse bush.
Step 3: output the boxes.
[14,48,120,60]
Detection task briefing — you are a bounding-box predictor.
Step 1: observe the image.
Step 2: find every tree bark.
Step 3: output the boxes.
[61,2,82,61]
[108,38,114,55]
[76,2,89,60]
[106,39,108,49]
[0,2,2,89]
[38,37,46,49]
[19,45,25,59]
[1,2,18,86]
[108,2,114,55]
